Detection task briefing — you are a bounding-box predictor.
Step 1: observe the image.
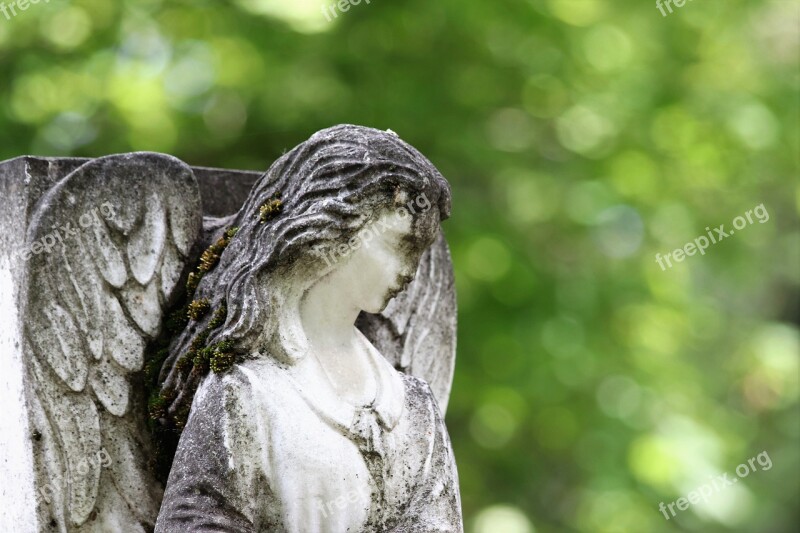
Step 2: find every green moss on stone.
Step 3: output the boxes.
[185,272,203,295]
[209,339,236,373]
[144,348,169,383]
[173,404,191,430]
[208,304,227,329]
[187,298,211,320]
[259,195,283,223]
[165,307,189,334]
[148,394,167,421]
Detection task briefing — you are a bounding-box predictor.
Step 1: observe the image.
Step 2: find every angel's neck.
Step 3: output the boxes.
[299,283,361,355]
[298,284,377,404]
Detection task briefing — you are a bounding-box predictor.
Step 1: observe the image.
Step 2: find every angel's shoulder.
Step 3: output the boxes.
[194,357,290,410]
[193,364,256,409]
[400,373,443,419]
[401,373,434,396]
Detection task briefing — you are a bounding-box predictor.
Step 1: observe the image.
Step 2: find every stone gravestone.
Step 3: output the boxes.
[0,125,461,532]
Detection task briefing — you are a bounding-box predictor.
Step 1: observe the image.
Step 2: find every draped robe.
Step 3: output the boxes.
[155,337,463,532]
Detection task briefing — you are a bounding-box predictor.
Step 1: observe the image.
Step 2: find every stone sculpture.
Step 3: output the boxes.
[0,125,461,532]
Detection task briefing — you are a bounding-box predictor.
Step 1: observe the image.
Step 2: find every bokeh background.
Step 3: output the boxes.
[1,0,798,531]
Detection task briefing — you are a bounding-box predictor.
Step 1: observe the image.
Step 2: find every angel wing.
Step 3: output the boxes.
[357,230,457,413]
[22,153,202,531]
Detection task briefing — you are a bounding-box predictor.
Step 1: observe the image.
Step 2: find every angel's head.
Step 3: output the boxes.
[309,192,439,315]
[188,125,450,363]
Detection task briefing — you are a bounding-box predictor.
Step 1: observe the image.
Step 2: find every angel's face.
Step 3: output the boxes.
[330,211,426,314]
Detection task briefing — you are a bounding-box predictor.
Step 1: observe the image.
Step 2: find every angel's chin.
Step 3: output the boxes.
[364,301,389,314]
[362,292,397,314]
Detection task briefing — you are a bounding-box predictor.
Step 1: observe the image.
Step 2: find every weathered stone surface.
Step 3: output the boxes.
[1,125,461,533]
[0,155,263,218]
[2,153,204,532]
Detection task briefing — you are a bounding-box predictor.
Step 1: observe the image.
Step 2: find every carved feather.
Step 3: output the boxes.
[128,192,166,285]
[22,152,202,529]
[89,219,127,289]
[29,355,101,525]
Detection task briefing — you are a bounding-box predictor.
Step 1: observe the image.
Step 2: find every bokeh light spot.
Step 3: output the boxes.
[41,6,92,49]
[473,504,534,533]
[470,402,518,449]
[556,105,617,157]
[486,108,535,153]
[583,25,632,72]
[467,237,512,282]
[591,205,644,258]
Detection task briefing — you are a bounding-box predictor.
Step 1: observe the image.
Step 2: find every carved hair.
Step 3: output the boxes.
[158,125,450,427]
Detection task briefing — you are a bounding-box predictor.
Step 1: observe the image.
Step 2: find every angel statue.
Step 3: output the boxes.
[13,125,461,532]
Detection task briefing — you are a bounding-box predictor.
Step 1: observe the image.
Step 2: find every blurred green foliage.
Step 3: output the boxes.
[1,0,798,531]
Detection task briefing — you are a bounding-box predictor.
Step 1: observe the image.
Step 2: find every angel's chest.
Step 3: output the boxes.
[256,397,423,530]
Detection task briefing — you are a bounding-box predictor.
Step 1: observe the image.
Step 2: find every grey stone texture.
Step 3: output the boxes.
[1,125,461,533]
